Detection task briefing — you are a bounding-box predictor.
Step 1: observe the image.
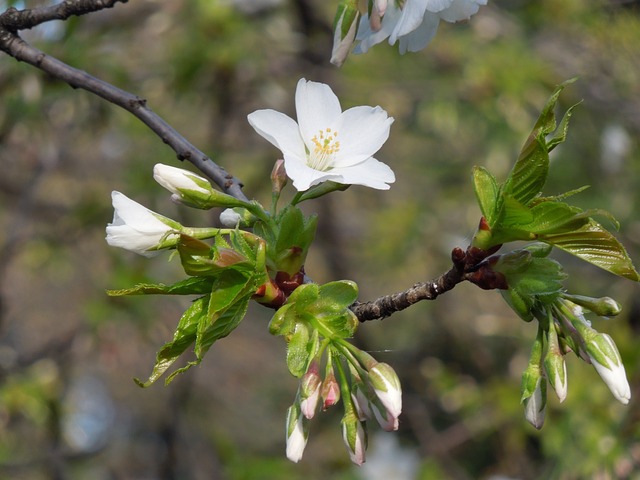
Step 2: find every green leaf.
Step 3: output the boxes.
[531,78,577,138]
[547,100,582,152]
[473,166,500,226]
[289,283,320,313]
[504,136,549,206]
[195,293,252,360]
[316,281,359,313]
[287,322,312,377]
[134,296,207,387]
[501,194,535,227]
[276,205,305,253]
[195,269,255,358]
[503,79,576,206]
[316,311,359,339]
[311,281,359,339]
[524,201,587,234]
[107,277,213,296]
[530,185,589,205]
[269,303,297,336]
[541,220,640,281]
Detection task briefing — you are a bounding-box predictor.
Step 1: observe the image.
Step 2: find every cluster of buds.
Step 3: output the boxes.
[521,295,630,429]
[285,345,402,465]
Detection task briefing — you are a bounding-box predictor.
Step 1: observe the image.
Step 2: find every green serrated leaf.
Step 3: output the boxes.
[133,296,207,387]
[504,79,576,206]
[531,78,577,138]
[504,136,549,206]
[287,322,311,377]
[530,185,590,205]
[524,201,587,234]
[316,281,359,312]
[195,294,252,360]
[276,205,305,253]
[473,166,500,226]
[541,220,640,281]
[501,194,535,226]
[194,269,254,357]
[547,100,582,152]
[107,277,214,296]
[269,303,297,336]
[289,283,320,312]
[316,310,359,339]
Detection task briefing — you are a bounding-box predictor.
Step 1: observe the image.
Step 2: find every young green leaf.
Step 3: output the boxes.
[524,202,587,234]
[315,281,359,314]
[541,220,640,281]
[107,277,213,296]
[287,322,312,377]
[546,100,582,152]
[194,269,256,358]
[195,293,252,361]
[504,136,549,206]
[473,166,500,226]
[134,296,207,387]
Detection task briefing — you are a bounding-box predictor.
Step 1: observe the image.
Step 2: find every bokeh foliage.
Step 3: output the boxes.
[1,0,640,478]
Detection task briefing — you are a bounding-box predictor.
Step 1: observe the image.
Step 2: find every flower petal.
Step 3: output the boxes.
[390,0,429,42]
[247,109,305,157]
[295,78,342,144]
[283,153,339,191]
[354,4,401,54]
[398,13,440,53]
[332,106,394,167]
[330,157,395,190]
[109,191,171,234]
[426,0,454,12]
[439,0,485,22]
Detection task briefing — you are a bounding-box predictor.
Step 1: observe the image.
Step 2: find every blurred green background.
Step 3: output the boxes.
[1,0,640,478]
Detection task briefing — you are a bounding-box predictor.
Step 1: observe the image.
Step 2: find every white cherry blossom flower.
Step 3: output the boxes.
[247,78,395,191]
[355,0,487,55]
[105,191,181,257]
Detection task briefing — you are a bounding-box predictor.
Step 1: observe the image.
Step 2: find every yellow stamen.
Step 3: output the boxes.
[309,127,340,171]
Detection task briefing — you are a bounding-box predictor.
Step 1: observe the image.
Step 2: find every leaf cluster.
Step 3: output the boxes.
[108,231,268,386]
[473,79,638,281]
[269,280,359,377]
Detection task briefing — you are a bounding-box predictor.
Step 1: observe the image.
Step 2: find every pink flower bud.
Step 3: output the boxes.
[300,362,322,419]
[321,369,341,410]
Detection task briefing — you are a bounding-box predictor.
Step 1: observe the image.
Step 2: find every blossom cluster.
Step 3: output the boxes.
[286,346,402,465]
[521,296,630,429]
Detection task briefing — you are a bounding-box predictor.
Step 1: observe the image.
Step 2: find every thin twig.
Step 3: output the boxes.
[0,2,248,201]
[351,245,504,322]
[0,0,126,31]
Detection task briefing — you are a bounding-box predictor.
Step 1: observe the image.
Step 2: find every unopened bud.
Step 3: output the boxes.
[285,402,309,463]
[543,327,568,403]
[271,159,288,194]
[368,362,402,420]
[154,163,248,210]
[331,0,360,66]
[523,376,547,430]
[321,369,341,409]
[584,332,630,405]
[341,412,367,465]
[562,293,622,317]
[300,361,322,419]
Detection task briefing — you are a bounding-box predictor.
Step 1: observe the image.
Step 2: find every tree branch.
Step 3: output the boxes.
[0,2,248,201]
[0,0,127,31]
[352,245,503,322]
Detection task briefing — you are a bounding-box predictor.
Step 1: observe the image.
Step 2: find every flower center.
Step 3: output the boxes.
[308,128,340,171]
